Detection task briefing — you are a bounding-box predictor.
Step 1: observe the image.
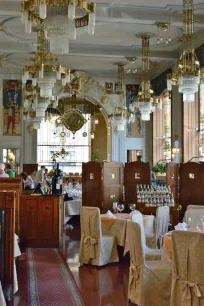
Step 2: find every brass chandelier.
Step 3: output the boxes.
[22,26,71,99]
[167,0,200,102]
[109,64,133,132]
[21,0,96,54]
[129,34,154,121]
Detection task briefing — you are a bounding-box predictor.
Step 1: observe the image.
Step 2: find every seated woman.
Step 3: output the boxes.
[20,172,35,190]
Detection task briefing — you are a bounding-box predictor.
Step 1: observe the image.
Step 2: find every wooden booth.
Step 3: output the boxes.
[82,161,124,212]
[179,162,204,220]
[20,194,64,248]
[0,177,22,235]
[124,161,151,205]
[0,191,15,304]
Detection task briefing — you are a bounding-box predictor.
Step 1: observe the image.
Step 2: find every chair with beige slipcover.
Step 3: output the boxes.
[79,207,119,266]
[184,208,204,228]
[145,206,170,249]
[127,221,172,306]
[187,205,204,210]
[132,211,162,260]
[170,230,204,306]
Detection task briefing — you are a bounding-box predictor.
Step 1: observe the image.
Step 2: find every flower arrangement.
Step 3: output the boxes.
[110,195,117,203]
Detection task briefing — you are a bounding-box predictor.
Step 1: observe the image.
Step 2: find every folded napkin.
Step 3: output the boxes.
[175,222,187,231]
[101,211,116,230]
[106,210,116,219]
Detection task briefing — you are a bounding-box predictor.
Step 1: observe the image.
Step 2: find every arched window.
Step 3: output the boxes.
[37,120,90,174]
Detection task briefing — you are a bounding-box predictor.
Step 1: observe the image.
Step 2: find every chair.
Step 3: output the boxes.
[170,231,204,306]
[79,207,118,266]
[184,208,204,228]
[127,221,172,306]
[132,211,162,261]
[145,206,170,249]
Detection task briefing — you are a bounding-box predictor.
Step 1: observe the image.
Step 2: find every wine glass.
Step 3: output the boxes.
[129,203,136,211]
[196,216,204,232]
[117,204,125,213]
[186,216,192,229]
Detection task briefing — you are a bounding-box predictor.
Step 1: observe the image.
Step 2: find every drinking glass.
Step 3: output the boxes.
[129,203,136,211]
[186,216,192,229]
[117,204,125,213]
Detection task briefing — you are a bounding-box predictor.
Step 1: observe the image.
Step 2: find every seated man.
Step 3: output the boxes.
[0,163,9,178]
[5,164,15,178]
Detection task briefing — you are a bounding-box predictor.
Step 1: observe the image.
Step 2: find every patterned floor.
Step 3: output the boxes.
[26,248,85,306]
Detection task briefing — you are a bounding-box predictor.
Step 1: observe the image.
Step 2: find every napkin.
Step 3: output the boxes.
[106,210,116,219]
[174,222,187,231]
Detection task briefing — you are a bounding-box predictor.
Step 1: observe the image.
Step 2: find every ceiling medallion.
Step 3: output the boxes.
[62,109,87,136]
[21,0,96,55]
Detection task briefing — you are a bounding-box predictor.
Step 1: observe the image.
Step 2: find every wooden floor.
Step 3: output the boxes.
[14,223,135,306]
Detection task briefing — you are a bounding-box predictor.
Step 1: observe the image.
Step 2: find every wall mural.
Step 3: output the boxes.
[3,80,22,136]
[126,84,144,138]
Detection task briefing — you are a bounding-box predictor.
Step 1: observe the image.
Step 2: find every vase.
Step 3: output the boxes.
[112,202,118,213]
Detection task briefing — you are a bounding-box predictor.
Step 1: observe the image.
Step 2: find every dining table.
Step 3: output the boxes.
[101,212,155,254]
[162,227,204,261]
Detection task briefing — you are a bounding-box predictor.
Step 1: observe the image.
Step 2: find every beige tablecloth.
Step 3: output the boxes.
[101,213,155,254]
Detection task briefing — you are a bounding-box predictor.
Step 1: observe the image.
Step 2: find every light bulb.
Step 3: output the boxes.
[25,20,32,34]
[39,69,44,78]
[166,39,169,44]
[91,133,94,139]
[160,36,163,42]
[21,11,28,24]
[157,38,160,44]
[168,37,172,42]
[89,13,96,26]
[62,78,66,86]
[88,23,95,35]
[39,3,47,19]
[66,74,71,84]
[95,119,99,124]
[56,71,61,80]
[32,78,37,86]
[68,3,75,20]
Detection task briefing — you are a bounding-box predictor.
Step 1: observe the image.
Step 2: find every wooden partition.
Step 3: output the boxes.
[0,191,15,302]
[0,178,22,235]
[103,162,124,212]
[124,161,151,205]
[179,162,204,220]
[166,162,179,224]
[23,164,38,175]
[82,161,124,212]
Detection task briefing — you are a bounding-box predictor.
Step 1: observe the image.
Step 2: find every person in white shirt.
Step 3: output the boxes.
[34,166,45,184]
[0,163,9,177]
[20,172,34,190]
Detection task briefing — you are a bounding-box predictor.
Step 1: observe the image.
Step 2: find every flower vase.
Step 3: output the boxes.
[113,202,118,214]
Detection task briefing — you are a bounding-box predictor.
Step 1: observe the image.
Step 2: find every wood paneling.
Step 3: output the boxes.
[82,162,124,212]
[103,162,124,211]
[23,164,38,175]
[0,191,15,301]
[20,195,62,248]
[82,161,103,210]
[124,161,151,205]
[0,180,22,235]
[179,162,204,220]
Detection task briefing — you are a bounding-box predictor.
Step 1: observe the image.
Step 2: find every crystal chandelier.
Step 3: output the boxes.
[130,35,154,121]
[22,26,71,99]
[21,0,96,54]
[109,64,133,132]
[167,0,200,102]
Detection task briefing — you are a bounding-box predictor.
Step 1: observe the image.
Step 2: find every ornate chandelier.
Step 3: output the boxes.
[109,64,133,132]
[21,0,96,54]
[130,35,154,121]
[22,26,71,99]
[167,0,200,102]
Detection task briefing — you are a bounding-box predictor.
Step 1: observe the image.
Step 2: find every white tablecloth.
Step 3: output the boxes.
[0,281,6,306]
[64,200,82,223]
[14,234,21,294]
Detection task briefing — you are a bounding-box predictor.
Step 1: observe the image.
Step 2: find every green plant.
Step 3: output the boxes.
[92,151,100,161]
[152,162,167,175]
